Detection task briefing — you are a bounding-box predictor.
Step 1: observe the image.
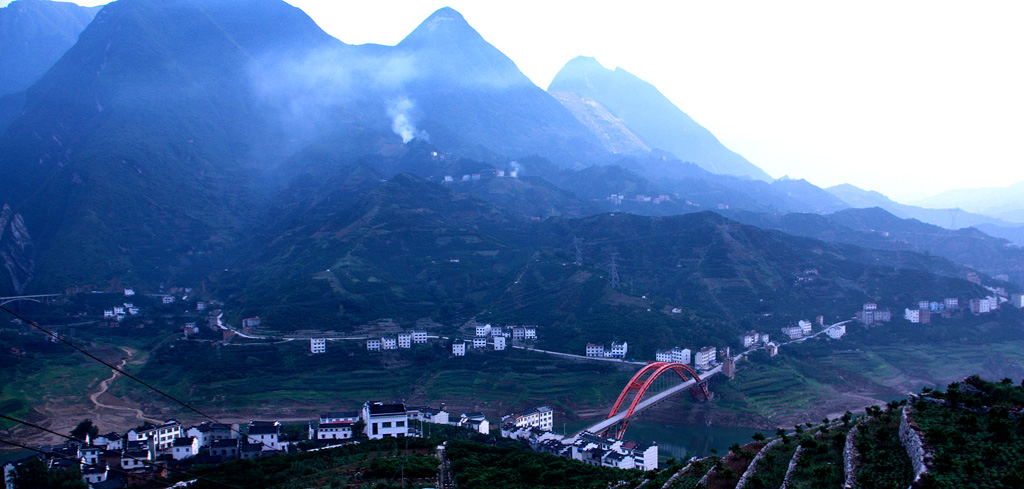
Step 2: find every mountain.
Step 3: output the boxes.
[0,0,341,294]
[726,206,1024,279]
[390,8,606,165]
[224,172,987,355]
[913,180,1024,223]
[828,183,1024,245]
[0,0,100,97]
[548,56,771,181]
[547,91,650,154]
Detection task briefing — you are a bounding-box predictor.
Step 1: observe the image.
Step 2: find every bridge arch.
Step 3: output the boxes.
[605,362,711,439]
[0,298,41,307]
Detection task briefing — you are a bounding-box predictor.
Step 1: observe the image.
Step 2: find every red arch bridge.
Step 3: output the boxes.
[580,362,719,440]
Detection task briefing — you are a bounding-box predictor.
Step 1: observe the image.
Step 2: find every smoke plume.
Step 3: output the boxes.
[387,96,429,143]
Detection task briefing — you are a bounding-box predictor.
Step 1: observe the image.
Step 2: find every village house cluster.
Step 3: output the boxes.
[605,193,674,206]
[450,323,538,356]
[583,341,628,359]
[361,330,430,353]
[3,419,287,488]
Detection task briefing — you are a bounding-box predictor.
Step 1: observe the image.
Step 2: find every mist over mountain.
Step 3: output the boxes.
[0,0,99,97]
[0,0,1015,309]
[549,56,771,181]
[913,180,1024,224]
[828,183,1024,245]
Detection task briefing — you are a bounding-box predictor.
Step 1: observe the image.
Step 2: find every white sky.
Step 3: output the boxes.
[9,0,1024,201]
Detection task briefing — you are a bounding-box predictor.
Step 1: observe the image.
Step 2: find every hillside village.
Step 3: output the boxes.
[2,399,657,488]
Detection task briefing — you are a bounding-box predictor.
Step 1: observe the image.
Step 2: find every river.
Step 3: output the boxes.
[623,420,764,460]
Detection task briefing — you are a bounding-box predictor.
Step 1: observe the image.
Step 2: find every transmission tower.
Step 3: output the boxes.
[609,253,620,289]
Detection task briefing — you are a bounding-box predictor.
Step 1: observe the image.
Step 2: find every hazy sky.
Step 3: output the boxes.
[8,1,1024,201]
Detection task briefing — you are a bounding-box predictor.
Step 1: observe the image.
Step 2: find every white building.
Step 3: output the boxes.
[826,324,846,339]
[310,338,326,354]
[798,320,813,335]
[363,402,408,439]
[316,422,354,440]
[367,339,381,351]
[781,326,804,339]
[502,406,554,432]
[171,436,200,460]
[609,342,628,358]
[381,337,398,350]
[694,346,717,370]
[585,344,605,357]
[945,298,960,309]
[904,308,921,323]
[738,331,760,348]
[127,420,182,451]
[475,323,491,337]
[473,337,487,348]
[493,336,506,351]
[162,296,174,304]
[124,288,135,296]
[411,330,428,344]
[406,406,450,425]
[247,421,283,451]
[398,333,412,349]
[524,327,537,339]
[670,347,691,365]
[655,349,672,363]
[459,413,490,434]
[1012,294,1024,308]
[491,325,504,337]
[512,327,526,340]
[863,303,877,311]
[453,342,466,356]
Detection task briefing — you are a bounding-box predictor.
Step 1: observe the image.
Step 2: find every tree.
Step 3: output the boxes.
[70,419,98,442]
[11,458,87,489]
[752,432,765,443]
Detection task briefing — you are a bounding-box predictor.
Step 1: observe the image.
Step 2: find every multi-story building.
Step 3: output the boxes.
[737,331,760,348]
[826,324,846,339]
[475,323,491,337]
[363,402,408,439]
[609,342,628,358]
[493,336,506,350]
[381,337,398,350]
[655,349,672,363]
[524,327,537,339]
[670,347,691,365]
[310,338,326,354]
[781,326,804,339]
[694,346,717,370]
[512,327,526,340]
[246,421,283,451]
[502,406,554,432]
[1012,294,1024,309]
[398,333,412,349]
[453,342,466,356]
[904,308,920,323]
[798,320,813,335]
[945,298,960,310]
[127,420,182,451]
[585,344,605,357]
[367,339,381,351]
[411,330,428,344]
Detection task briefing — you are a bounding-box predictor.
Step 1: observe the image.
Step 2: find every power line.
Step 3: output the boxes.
[0,304,272,451]
[0,413,240,489]
[0,438,178,489]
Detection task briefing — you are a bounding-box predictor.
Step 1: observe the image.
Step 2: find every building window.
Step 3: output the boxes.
[396,421,405,427]
[372,423,379,435]
[382,422,392,428]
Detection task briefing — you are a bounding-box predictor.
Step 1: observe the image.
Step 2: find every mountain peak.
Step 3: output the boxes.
[399,6,479,48]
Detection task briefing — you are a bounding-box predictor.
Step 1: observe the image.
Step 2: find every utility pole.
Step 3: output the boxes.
[609,253,620,289]
[573,236,583,266]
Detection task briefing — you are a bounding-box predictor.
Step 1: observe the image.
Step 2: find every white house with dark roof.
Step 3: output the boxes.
[363,402,408,439]
[246,421,283,451]
[127,420,182,451]
[171,436,200,460]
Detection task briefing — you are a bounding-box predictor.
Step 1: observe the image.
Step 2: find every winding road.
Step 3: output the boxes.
[88,349,163,425]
